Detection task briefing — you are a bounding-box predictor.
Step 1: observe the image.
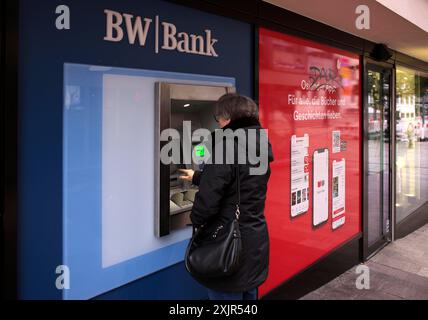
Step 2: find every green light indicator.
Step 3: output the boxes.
[195,146,205,157]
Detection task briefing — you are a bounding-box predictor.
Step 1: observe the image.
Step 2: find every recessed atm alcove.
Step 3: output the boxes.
[155,82,236,237]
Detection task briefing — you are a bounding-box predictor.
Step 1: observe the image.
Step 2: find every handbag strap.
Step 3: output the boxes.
[235,165,241,220]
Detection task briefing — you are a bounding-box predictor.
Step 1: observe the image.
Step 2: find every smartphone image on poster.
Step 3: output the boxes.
[290,134,310,218]
[313,148,329,227]
[332,159,346,230]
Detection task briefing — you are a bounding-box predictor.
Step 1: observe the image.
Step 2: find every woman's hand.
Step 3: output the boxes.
[178,169,195,182]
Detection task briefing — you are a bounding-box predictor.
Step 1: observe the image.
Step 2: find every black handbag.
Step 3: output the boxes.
[185,166,242,278]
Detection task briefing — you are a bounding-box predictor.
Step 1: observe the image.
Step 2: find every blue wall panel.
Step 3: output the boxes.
[19,0,253,299]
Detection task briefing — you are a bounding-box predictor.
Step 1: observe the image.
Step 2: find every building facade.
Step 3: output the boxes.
[1,0,428,300]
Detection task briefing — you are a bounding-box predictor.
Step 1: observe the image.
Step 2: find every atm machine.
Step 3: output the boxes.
[155,82,236,237]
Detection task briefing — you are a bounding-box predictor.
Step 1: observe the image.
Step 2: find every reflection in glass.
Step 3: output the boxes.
[395,68,428,222]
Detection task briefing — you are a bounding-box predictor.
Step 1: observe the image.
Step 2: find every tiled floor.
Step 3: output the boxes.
[301,224,428,300]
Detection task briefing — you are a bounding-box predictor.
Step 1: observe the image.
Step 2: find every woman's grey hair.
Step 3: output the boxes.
[214,94,259,122]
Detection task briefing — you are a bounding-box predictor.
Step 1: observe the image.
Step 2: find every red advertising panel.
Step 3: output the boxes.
[259,28,361,296]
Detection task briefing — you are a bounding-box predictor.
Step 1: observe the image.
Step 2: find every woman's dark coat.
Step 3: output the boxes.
[189,117,274,293]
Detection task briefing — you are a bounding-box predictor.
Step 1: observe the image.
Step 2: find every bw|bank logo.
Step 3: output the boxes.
[104,9,219,58]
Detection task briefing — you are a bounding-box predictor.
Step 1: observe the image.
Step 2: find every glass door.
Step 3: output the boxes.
[364,64,393,259]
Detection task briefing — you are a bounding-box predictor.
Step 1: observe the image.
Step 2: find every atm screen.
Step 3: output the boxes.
[169,100,217,217]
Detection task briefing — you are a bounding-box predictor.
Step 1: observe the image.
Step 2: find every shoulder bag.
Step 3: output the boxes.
[185,165,242,278]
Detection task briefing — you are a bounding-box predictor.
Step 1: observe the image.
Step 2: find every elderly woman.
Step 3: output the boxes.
[180,94,273,300]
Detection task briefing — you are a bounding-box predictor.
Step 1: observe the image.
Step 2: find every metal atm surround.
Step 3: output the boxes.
[155,82,236,238]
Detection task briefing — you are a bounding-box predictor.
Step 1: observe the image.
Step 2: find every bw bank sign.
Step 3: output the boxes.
[104,9,219,58]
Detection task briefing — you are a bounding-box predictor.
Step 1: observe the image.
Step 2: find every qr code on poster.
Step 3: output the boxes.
[332,131,341,153]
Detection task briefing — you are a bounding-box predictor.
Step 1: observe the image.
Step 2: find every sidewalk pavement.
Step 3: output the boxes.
[301,224,428,300]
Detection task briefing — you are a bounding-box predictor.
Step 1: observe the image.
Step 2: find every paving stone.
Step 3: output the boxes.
[300,224,428,300]
[417,267,428,278]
